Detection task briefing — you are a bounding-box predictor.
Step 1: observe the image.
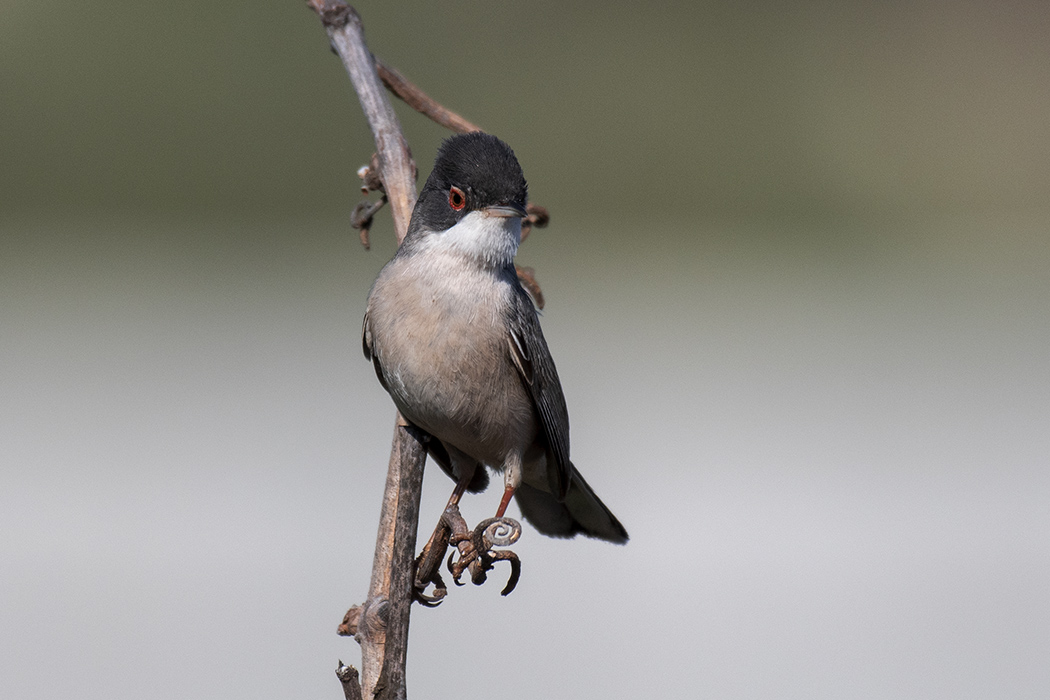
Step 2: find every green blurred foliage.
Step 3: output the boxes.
[2,0,1049,223]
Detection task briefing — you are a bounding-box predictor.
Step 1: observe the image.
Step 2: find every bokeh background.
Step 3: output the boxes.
[3,1,1048,698]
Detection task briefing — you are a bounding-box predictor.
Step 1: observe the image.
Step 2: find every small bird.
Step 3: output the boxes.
[363,132,627,544]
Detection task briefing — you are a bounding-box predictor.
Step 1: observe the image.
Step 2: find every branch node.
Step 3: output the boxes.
[337,605,362,637]
[357,596,389,644]
[306,0,358,29]
[357,153,386,193]
[351,153,417,248]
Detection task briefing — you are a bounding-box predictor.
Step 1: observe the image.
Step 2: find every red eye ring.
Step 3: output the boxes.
[448,186,466,211]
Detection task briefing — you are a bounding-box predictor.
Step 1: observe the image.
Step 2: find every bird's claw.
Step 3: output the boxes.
[413,506,522,602]
[413,509,453,606]
[448,516,522,596]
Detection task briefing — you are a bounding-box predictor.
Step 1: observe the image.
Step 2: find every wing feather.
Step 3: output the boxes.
[507,288,571,500]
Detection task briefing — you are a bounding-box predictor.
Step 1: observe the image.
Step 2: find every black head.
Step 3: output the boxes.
[406,133,528,238]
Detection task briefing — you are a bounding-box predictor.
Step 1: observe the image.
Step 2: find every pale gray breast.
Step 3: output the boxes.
[367,254,539,466]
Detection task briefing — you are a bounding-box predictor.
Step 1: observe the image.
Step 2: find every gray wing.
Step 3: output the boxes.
[506,286,572,501]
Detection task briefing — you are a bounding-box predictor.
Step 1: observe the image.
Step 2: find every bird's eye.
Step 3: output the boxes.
[448,186,466,211]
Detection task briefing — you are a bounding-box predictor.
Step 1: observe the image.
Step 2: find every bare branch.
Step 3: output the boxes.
[307,4,426,699]
[336,661,364,700]
[375,58,483,134]
[373,425,428,700]
[309,0,416,240]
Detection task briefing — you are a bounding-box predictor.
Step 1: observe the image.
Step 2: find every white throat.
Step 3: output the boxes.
[421,210,521,267]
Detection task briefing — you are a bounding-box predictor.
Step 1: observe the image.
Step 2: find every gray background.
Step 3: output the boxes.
[3,1,1048,698]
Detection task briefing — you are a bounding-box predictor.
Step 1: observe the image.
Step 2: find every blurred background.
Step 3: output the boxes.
[2,1,1048,698]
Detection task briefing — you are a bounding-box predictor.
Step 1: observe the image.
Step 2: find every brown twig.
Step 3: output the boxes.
[520,203,549,242]
[310,1,417,236]
[336,661,364,700]
[371,424,427,699]
[350,195,386,250]
[517,204,550,307]
[376,58,483,134]
[515,266,545,310]
[307,3,425,700]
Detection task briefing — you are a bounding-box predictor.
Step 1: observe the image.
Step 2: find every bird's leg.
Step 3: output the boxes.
[419,468,474,557]
[417,458,526,600]
[446,454,524,595]
[495,487,515,518]
[495,454,523,518]
[414,468,476,605]
[446,469,473,509]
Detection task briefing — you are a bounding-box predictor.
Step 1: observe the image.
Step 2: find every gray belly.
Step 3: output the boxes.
[386,329,537,466]
[369,265,538,467]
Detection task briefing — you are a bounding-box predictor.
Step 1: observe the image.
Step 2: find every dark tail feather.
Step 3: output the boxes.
[514,464,628,544]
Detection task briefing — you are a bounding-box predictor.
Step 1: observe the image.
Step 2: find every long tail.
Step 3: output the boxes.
[514,463,628,543]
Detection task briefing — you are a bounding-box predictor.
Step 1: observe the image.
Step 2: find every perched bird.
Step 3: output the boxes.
[363,132,627,544]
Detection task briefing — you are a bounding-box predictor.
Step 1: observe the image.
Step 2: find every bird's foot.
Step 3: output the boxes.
[447,516,522,596]
[413,505,522,602]
[413,506,455,606]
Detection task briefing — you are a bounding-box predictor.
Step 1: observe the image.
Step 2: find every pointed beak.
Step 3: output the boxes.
[483,203,529,219]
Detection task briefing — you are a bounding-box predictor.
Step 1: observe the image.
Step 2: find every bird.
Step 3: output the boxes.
[362,132,627,544]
